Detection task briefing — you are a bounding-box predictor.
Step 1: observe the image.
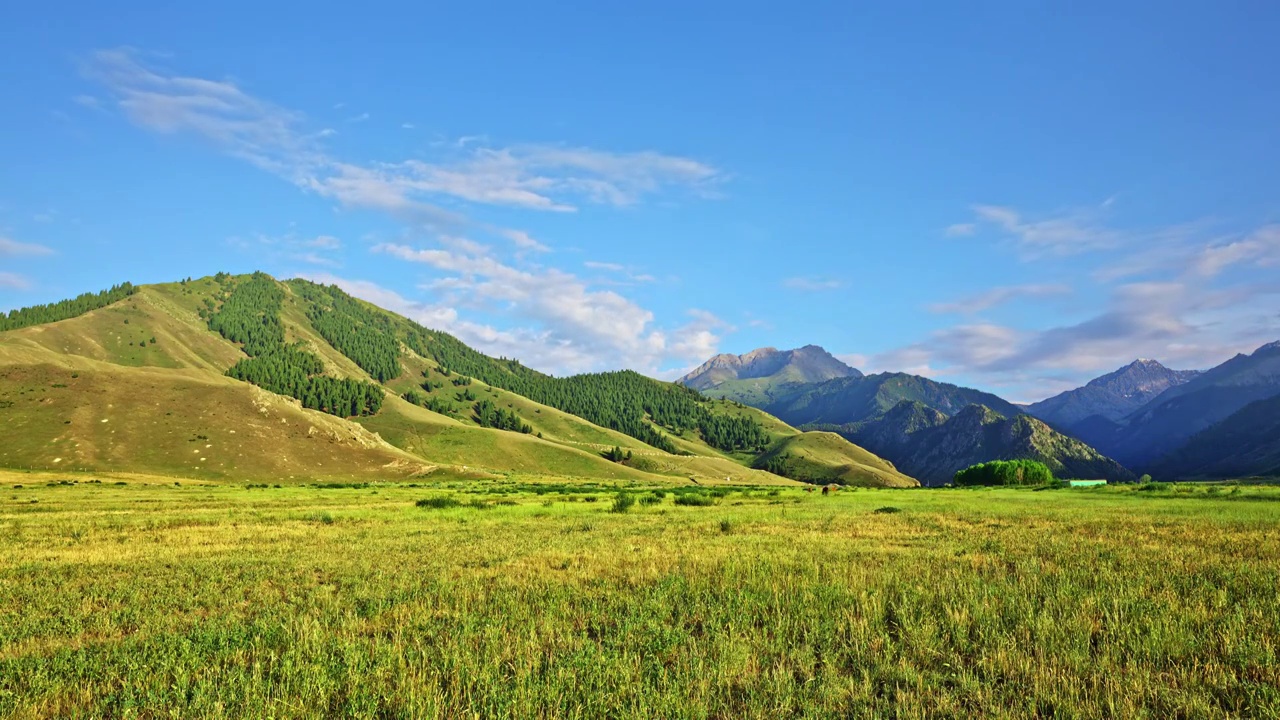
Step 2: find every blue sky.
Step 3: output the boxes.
[2,2,1279,401]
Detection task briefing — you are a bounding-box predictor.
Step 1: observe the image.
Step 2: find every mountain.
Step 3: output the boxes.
[1027,359,1201,428]
[1147,394,1280,479]
[1082,341,1280,469]
[680,344,1130,485]
[812,402,1135,486]
[0,273,916,488]
[678,345,860,406]
[761,372,1025,427]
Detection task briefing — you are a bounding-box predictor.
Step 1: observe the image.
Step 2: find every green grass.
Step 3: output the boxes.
[2,475,1278,718]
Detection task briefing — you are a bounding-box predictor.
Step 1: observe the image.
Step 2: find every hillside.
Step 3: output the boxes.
[811,402,1134,486]
[678,345,859,404]
[0,274,909,487]
[1027,359,1201,428]
[753,431,918,487]
[1146,394,1280,479]
[1084,341,1280,468]
[762,372,1025,427]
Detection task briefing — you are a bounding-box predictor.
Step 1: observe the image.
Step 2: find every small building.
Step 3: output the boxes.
[1068,479,1107,487]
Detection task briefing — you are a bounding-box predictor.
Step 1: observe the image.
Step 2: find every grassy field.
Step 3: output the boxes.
[1,473,1278,718]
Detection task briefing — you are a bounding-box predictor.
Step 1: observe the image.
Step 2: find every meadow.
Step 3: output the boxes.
[1,473,1278,718]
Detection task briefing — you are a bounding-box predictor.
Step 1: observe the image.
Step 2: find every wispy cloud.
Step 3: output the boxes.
[955,201,1209,262]
[929,283,1072,314]
[0,237,54,256]
[228,231,344,268]
[84,48,729,376]
[302,235,342,249]
[0,272,33,290]
[969,204,1124,257]
[871,279,1280,400]
[583,259,659,285]
[86,48,722,222]
[782,276,843,291]
[1192,225,1280,277]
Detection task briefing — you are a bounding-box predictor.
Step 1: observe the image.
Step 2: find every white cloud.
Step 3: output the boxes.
[401,123,415,130]
[944,223,975,237]
[782,276,843,291]
[370,242,724,374]
[585,260,625,272]
[87,49,721,221]
[0,272,33,289]
[497,229,550,253]
[300,235,341,249]
[970,204,1123,256]
[870,280,1280,400]
[1192,225,1280,276]
[347,112,370,123]
[929,283,1072,314]
[0,237,54,256]
[84,48,729,376]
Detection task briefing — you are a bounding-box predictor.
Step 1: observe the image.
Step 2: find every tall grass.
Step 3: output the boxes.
[1,480,1278,717]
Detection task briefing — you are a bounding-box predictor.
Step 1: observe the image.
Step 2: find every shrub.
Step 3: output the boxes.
[639,494,663,506]
[954,460,1054,487]
[610,493,636,514]
[873,506,902,514]
[675,494,715,507]
[415,497,461,509]
[719,519,733,534]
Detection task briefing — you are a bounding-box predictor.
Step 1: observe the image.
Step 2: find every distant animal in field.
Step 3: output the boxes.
[822,484,839,495]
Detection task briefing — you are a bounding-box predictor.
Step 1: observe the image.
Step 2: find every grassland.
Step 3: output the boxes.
[2,472,1277,718]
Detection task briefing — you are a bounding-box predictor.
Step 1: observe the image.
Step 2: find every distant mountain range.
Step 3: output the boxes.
[810,402,1132,486]
[1027,359,1201,427]
[682,342,1280,482]
[1071,342,1280,469]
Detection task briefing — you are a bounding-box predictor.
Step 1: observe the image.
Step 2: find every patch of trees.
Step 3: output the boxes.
[953,460,1054,487]
[603,446,632,463]
[208,273,383,417]
[290,281,402,382]
[400,326,769,454]
[0,282,137,332]
[473,399,532,433]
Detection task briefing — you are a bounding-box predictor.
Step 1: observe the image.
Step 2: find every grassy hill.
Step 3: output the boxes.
[0,274,909,487]
[753,431,918,487]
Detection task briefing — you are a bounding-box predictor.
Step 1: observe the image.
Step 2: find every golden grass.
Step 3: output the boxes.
[1,476,1276,718]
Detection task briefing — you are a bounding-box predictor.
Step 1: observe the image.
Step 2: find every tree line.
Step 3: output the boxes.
[290,281,402,382]
[953,460,1054,486]
[278,278,771,453]
[0,282,137,332]
[208,273,384,417]
[402,325,771,454]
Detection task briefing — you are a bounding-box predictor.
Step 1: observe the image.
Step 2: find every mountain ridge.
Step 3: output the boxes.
[1027,358,1201,428]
